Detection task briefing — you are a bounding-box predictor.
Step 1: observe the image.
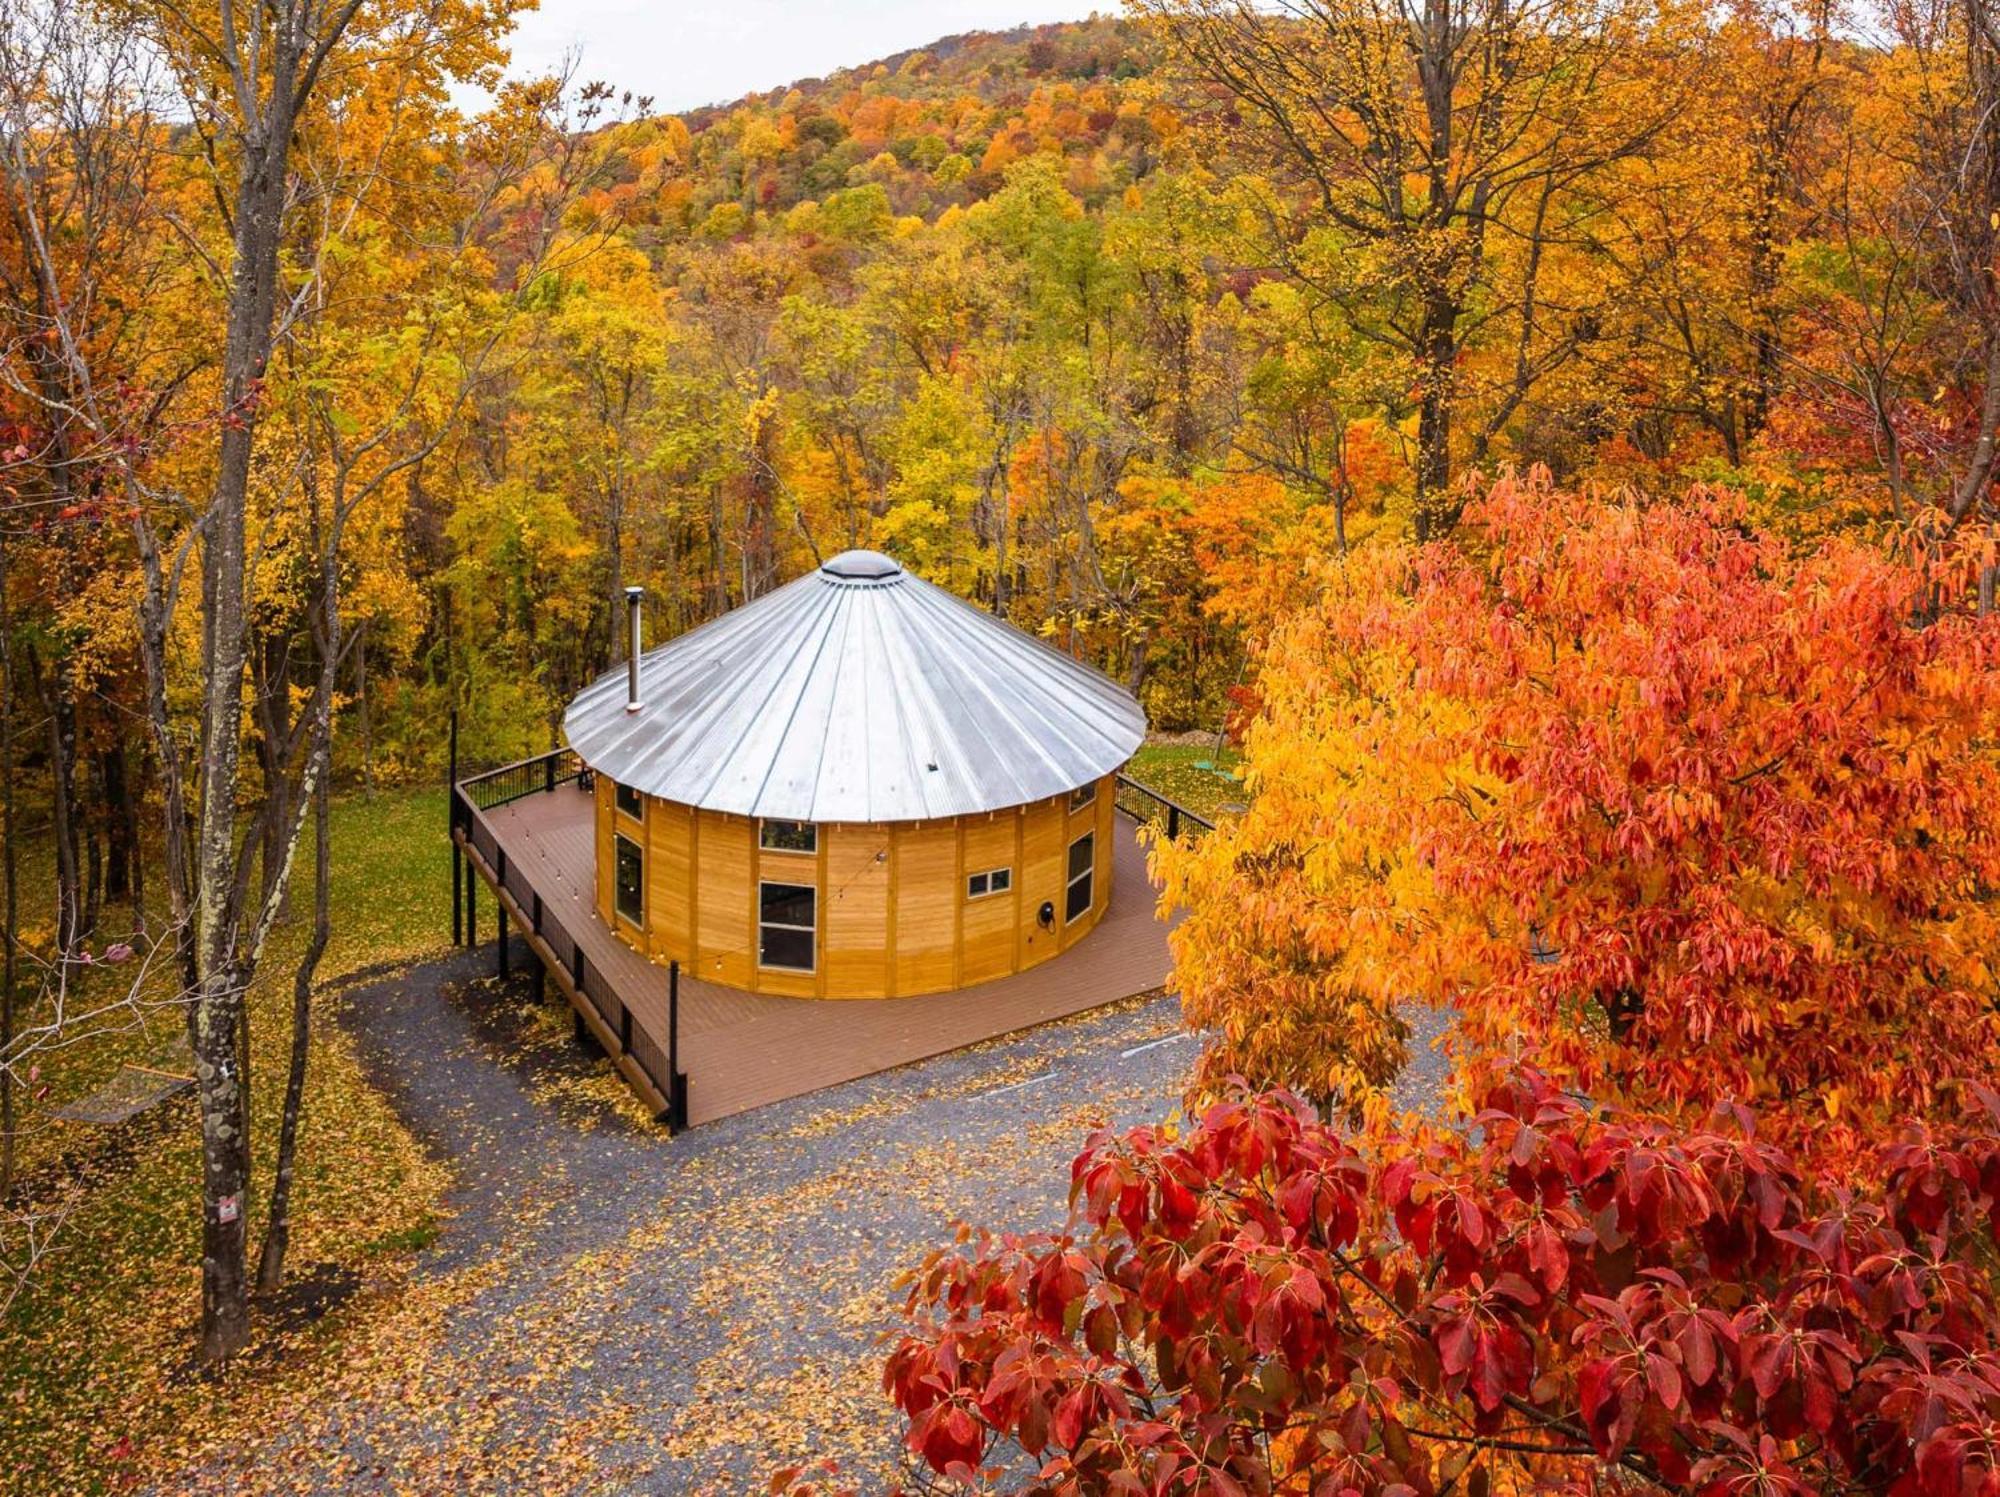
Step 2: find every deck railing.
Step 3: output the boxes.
[449,739,688,1130]
[1114,772,1219,842]
[458,747,585,811]
[447,730,1217,1131]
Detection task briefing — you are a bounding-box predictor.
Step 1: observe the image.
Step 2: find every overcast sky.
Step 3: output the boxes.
[497,1,1112,113]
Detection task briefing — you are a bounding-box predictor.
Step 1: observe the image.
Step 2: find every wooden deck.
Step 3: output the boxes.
[459,781,1180,1126]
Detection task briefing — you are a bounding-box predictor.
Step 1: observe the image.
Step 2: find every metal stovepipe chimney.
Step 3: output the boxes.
[625,586,643,712]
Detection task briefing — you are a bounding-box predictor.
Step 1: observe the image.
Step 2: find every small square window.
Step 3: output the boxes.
[760,820,817,853]
[615,781,643,820]
[1069,783,1095,812]
[615,834,644,926]
[967,866,1013,900]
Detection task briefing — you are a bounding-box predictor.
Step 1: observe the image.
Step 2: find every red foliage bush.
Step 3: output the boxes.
[879,1075,2000,1495]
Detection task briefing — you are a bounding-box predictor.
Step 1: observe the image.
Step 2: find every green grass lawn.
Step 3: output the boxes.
[1125,741,1247,821]
[0,783,455,1495]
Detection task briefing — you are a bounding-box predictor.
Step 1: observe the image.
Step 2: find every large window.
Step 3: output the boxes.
[1065,832,1095,923]
[760,820,816,854]
[614,834,644,926]
[759,881,816,971]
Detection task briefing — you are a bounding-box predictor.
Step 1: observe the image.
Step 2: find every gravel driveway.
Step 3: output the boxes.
[176,940,1446,1495]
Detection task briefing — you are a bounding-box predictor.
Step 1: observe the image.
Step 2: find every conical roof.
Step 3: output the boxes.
[563,550,1147,823]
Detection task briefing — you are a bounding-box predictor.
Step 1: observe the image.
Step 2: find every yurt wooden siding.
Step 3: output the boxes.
[570,548,1144,1000]
[593,771,1118,999]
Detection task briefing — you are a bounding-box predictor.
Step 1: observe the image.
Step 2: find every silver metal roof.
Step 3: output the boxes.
[562,550,1147,823]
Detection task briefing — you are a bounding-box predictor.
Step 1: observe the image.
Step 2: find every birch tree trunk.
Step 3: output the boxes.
[182,2,327,1364]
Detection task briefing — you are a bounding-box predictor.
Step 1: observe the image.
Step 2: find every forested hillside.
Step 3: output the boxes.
[7,0,2000,1487]
[10,5,1992,910]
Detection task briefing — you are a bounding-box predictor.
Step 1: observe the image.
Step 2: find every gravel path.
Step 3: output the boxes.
[181,940,1449,1495]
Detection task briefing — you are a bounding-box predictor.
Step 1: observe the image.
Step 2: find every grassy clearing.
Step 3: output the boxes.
[0,783,454,1495]
[1125,741,1247,820]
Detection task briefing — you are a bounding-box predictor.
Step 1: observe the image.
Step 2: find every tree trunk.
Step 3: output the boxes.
[190,102,296,1366]
[188,957,250,1360]
[742,390,780,601]
[1745,147,1782,444]
[1,533,15,1195]
[102,749,129,900]
[101,743,141,926]
[261,392,350,1294]
[992,462,1012,618]
[83,821,101,940]
[257,766,328,1293]
[255,627,294,919]
[607,482,625,669]
[1126,630,1151,699]
[707,483,727,617]
[355,620,374,801]
[1413,296,1458,544]
[28,643,84,954]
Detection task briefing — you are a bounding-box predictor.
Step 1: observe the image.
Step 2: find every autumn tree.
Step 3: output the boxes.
[0,0,629,1359]
[1753,0,2000,543]
[1160,471,2000,1149]
[1136,0,1701,538]
[874,1075,2000,1495]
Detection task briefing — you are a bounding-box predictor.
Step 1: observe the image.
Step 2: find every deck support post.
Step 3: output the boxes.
[667,961,688,1133]
[449,711,461,945]
[495,849,510,978]
[466,859,476,948]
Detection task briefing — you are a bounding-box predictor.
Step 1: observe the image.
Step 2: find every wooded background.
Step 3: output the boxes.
[5,0,2000,1463]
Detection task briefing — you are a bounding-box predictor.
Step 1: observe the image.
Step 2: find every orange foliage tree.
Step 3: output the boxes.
[1159,470,2000,1151]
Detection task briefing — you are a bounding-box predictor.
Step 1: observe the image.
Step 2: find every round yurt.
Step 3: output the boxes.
[561,551,1147,999]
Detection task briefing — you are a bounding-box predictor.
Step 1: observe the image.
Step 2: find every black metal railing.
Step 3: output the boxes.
[446,738,1211,1131]
[1114,772,1219,842]
[447,732,687,1130]
[458,746,584,811]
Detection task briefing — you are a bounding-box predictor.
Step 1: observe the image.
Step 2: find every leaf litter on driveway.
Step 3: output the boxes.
[167,949,1207,1494]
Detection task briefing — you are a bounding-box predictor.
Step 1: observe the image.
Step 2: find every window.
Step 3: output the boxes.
[1065,832,1095,923]
[966,866,1013,899]
[759,881,816,971]
[614,834,644,926]
[1069,782,1096,813]
[760,820,817,854]
[615,781,643,820]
